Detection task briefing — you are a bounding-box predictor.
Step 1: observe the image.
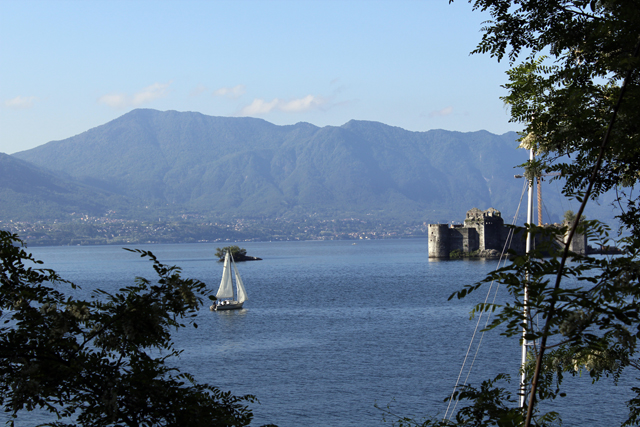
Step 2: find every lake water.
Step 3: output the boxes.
[8,239,635,426]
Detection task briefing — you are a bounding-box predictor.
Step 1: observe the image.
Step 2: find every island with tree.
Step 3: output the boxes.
[215,245,262,262]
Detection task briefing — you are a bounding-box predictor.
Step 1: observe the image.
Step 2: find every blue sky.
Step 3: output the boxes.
[0,0,522,154]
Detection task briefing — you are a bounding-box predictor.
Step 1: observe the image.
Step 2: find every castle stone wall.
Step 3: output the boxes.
[429,207,589,258]
[450,227,479,254]
[501,226,526,255]
[483,219,504,251]
[566,230,587,255]
[430,208,506,258]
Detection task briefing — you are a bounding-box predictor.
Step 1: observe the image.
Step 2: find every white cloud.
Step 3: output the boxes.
[239,94,327,116]
[429,106,454,117]
[240,98,280,115]
[98,93,128,109]
[132,82,170,105]
[213,85,246,99]
[5,95,37,109]
[280,95,325,112]
[190,84,208,97]
[98,82,171,109]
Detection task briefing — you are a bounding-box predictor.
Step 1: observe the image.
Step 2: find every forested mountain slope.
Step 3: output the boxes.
[10,109,599,224]
[0,153,134,221]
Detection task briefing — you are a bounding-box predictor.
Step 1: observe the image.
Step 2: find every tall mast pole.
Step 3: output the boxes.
[520,148,534,408]
[537,177,542,226]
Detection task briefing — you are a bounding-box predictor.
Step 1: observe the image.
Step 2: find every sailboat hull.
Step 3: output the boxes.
[210,301,244,311]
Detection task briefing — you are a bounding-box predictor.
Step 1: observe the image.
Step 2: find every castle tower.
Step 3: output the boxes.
[428,224,450,258]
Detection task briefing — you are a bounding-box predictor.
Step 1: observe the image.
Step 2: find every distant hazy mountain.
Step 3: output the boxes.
[0,153,137,221]
[10,109,604,224]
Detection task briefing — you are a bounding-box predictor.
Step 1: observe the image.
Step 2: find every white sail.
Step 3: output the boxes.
[232,260,248,303]
[215,252,234,299]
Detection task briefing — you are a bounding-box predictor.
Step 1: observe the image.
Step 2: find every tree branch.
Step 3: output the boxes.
[524,34,640,427]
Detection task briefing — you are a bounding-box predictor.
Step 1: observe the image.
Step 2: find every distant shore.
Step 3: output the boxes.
[3,217,430,247]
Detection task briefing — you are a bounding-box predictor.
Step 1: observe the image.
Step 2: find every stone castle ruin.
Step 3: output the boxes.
[428,207,587,258]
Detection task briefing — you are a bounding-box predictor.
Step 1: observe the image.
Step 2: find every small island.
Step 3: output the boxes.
[215,245,262,262]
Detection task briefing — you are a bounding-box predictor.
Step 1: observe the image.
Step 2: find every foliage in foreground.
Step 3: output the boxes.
[387,0,640,426]
[0,229,272,426]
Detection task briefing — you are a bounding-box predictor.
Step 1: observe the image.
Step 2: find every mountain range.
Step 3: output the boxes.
[4,109,611,225]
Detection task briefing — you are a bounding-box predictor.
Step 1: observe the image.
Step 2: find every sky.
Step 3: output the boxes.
[0,0,523,155]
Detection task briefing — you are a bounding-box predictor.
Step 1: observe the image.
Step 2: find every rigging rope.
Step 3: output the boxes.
[443,179,529,421]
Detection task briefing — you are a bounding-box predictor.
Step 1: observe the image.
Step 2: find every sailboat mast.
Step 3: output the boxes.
[229,250,237,301]
[520,148,535,408]
[537,177,543,226]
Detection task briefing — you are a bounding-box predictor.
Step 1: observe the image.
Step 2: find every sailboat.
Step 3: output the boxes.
[210,250,248,311]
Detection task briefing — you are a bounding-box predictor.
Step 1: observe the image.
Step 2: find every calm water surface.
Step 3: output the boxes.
[11,239,634,426]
